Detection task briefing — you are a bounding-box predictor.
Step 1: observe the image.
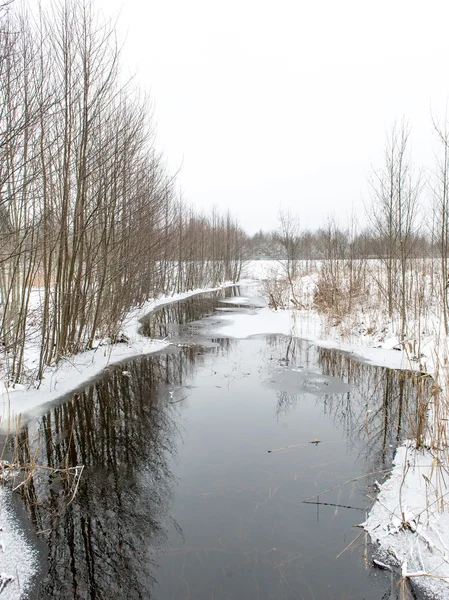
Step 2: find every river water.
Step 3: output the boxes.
[13,286,421,599]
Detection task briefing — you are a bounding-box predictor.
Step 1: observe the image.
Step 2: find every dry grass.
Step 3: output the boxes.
[1,424,84,505]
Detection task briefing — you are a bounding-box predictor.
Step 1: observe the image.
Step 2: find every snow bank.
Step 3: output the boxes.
[0,282,243,427]
[0,488,37,599]
[365,444,449,599]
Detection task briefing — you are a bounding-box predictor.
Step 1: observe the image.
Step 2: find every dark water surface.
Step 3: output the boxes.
[15,287,422,599]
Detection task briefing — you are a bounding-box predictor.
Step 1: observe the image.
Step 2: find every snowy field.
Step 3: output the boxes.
[1,261,449,598]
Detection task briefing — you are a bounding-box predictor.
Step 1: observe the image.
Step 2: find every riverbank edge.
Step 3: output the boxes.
[0,280,249,427]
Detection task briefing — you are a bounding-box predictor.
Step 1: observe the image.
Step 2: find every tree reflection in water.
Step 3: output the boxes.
[140,287,241,339]
[265,335,429,469]
[317,347,429,468]
[15,351,201,599]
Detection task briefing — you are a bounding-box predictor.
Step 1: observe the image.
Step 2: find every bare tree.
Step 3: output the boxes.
[431,114,449,334]
[273,209,302,304]
[369,121,421,339]
[0,0,248,385]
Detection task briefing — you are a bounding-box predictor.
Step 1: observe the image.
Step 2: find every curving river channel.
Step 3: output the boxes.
[10,286,423,599]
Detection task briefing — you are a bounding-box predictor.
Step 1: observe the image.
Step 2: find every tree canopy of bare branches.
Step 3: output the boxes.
[0,0,246,385]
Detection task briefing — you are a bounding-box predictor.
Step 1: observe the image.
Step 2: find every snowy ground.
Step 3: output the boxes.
[0,488,37,600]
[210,302,416,371]
[1,262,448,598]
[364,444,449,599]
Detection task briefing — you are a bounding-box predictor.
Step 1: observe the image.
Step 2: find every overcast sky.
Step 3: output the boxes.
[95,0,449,234]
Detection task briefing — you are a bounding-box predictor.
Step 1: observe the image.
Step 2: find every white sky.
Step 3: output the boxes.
[94,0,449,233]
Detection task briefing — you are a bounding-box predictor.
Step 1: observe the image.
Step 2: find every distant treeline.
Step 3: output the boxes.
[246,228,433,261]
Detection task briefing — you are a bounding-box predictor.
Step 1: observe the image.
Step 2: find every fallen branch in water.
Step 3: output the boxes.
[268,439,341,453]
[169,395,189,404]
[68,465,84,504]
[303,500,366,511]
[0,460,85,503]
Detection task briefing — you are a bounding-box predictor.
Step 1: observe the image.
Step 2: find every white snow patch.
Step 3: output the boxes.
[365,444,449,598]
[0,488,37,599]
[209,305,414,371]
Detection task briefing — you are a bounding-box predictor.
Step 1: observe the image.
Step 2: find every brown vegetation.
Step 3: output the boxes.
[0,0,246,385]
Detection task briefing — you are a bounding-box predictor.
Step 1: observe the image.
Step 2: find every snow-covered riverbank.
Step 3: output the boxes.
[0,282,244,427]
[211,295,449,597]
[0,488,37,599]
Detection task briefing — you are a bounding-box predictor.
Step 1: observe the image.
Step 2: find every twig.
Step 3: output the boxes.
[169,395,189,404]
[268,439,339,453]
[301,468,393,502]
[336,529,364,559]
[68,465,84,505]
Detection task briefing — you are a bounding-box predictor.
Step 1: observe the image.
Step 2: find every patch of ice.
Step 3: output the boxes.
[209,305,415,371]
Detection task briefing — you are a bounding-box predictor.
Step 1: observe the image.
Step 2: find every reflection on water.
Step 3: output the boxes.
[15,353,197,598]
[318,346,429,468]
[11,296,427,599]
[265,336,426,469]
[140,287,241,339]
